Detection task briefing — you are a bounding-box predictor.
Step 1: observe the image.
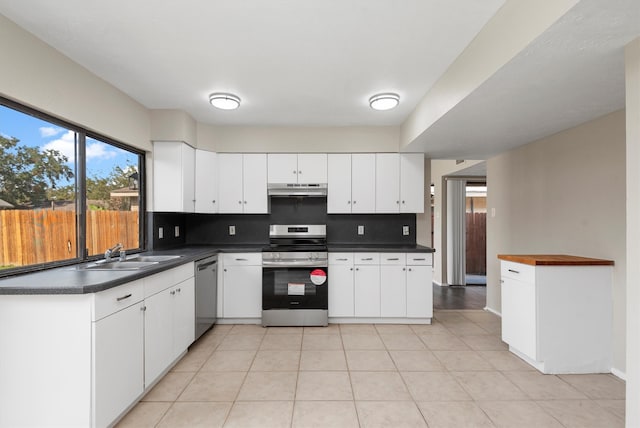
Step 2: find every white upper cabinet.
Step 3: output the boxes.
[268,153,327,184]
[351,154,376,213]
[153,141,195,212]
[400,153,424,213]
[243,154,268,213]
[327,154,352,213]
[375,153,401,213]
[194,150,218,213]
[267,153,297,183]
[218,153,268,214]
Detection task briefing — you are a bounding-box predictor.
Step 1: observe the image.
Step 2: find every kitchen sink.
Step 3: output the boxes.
[81,261,159,270]
[125,255,182,262]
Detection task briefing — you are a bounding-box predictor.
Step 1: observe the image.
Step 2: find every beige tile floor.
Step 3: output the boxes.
[116,310,625,428]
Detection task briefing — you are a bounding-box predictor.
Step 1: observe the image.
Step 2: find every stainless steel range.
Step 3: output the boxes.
[262,224,328,327]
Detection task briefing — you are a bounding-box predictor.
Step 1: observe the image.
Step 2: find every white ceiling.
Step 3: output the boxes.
[0,0,503,127]
[0,0,638,159]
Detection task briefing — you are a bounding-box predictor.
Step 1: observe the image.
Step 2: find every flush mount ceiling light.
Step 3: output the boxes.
[209,92,241,110]
[369,92,400,111]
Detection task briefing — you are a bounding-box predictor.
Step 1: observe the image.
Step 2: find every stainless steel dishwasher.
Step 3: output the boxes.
[195,255,218,340]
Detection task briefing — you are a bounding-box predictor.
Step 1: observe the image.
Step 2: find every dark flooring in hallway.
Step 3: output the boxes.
[433,284,487,310]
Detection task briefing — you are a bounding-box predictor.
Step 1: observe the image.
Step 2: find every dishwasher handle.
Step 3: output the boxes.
[197,260,218,271]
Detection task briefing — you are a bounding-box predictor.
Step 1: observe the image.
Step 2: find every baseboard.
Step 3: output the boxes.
[611,367,626,380]
[433,280,446,287]
[484,306,502,317]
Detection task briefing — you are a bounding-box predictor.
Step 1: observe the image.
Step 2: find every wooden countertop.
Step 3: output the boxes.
[497,254,614,266]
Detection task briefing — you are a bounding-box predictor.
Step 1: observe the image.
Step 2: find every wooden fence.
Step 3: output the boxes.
[466,212,486,274]
[0,209,139,267]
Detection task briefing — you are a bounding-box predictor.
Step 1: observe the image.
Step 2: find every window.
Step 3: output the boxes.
[0,98,144,275]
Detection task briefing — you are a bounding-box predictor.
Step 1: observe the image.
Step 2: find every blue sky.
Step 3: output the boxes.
[0,104,137,185]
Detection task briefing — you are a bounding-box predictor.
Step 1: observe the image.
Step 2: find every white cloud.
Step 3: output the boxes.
[40,132,119,163]
[41,130,76,162]
[86,142,118,161]
[39,126,62,138]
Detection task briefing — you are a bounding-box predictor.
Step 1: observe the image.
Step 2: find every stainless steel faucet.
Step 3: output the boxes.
[105,243,123,262]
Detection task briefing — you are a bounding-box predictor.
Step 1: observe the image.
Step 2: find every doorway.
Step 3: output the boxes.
[465,182,486,286]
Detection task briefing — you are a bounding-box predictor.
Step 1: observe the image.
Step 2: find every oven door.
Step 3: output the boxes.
[262,265,328,310]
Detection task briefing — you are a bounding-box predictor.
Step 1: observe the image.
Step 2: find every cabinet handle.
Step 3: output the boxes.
[176,288,181,293]
[408,268,412,272]
[350,268,353,271]
[347,201,351,204]
[236,258,248,261]
[353,200,356,204]
[508,269,520,274]
[293,170,297,174]
[403,267,406,271]
[500,280,504,283]
[116,294,132,302]
[396,201,399,204]
[402,200,405,204]
[387,258,399,261]
[213,200,216,203]
[298,170,302,174]
[141,306,146,312]
[170,290,176,296]
[244,201,247,204]
[355,267,359,271]
[224,268,227,272]
[361,258,373,261]
[238,200,242,204]
[336,258,348,261]
[412,258,426,261]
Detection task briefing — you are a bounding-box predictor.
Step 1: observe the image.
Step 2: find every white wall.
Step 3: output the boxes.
[150,110,197,147]
[486,110,627,374]
[625,37,640,426]
[0,14,150,150]
[416,158,432,248]
[197,123,399,153]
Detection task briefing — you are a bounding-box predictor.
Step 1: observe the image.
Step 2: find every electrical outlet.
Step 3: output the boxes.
[357,225,365,235]
[158,227,164,239]
[403,225,410,236]
[174,226,180,237]
[229,225,236,235]
[491,207,496,218]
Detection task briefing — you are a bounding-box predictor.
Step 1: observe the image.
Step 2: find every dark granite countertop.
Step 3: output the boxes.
[0,243,434,295]
[328,244,435,253]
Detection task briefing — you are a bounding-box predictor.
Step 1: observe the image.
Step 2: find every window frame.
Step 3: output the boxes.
[0,96,146,277]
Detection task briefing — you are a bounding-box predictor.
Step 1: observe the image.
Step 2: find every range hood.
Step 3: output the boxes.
[268,183,328,197]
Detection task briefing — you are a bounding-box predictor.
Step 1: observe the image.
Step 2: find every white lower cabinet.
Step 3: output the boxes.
[328,253,355,317]
[0,262,196,428]
[144,264,195,386]
[329,252,433,322]
[93,300,144,428]
[221,253,262,319]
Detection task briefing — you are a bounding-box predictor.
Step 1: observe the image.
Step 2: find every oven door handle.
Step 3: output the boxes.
[262,260,328,268]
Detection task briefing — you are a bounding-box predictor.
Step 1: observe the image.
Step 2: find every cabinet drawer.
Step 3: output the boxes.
[223,253,262,266]
[501,261,535,283]
[379,253,406,265]
[407,253,432,266]
[329,253,354,265]
[144,262,195,298]
[94,280,144,321]
[354,253,380,265]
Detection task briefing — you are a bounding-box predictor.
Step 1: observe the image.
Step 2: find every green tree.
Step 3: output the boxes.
[0,135,74,207]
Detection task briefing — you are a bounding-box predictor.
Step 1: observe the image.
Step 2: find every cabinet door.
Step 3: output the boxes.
[218,153,244,213]
[501,276,537,359]
[297,154,327,183]
[144,289,174,386]
[173,278,195,359]
[243,154,268,213]
[182,144,196,212]
[328,264,355,317]
[406,265,433,318]
[195,150,218,213]
[93,302,144,428]
[267,153,298,183]
[354,265,380,317]
[153,142,195,212]
[400,153,424,213]
[327,154,352,213]
[376,153,400,213]
[351,154,376,213]
[223,265,262,318]
[380,265,407,317]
